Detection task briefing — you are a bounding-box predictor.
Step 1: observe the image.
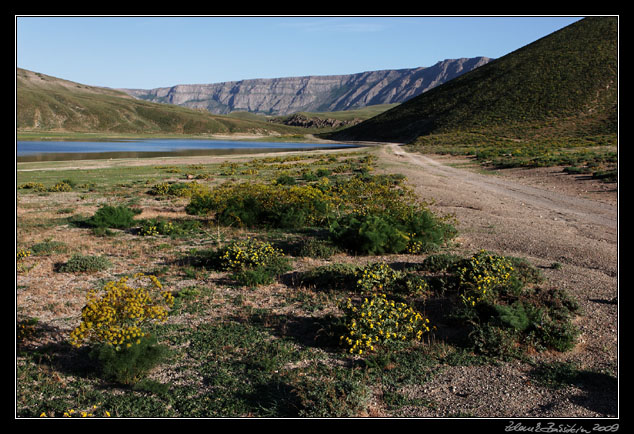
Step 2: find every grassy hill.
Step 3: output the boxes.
[16,68,304,137]
[326,17,618,144]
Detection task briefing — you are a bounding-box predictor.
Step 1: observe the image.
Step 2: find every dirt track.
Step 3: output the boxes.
[377,143,618,417]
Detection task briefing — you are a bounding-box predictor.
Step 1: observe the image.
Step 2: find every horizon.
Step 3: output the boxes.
[16,15,586,90]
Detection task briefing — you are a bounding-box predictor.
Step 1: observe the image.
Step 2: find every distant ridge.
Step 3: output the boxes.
[120,57,492,116]
[16,68,302,135]
[327,17,618,144]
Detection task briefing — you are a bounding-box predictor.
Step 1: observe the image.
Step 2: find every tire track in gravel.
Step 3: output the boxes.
[383,143,617,274]
[387,143,617,228]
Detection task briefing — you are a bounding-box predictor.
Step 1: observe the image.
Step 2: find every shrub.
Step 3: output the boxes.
[329,212,409,255]
[139,218,201,237]
[89,334,169,385]
[355,262,402,293]
[452,250,516,306]
[213,238,292,287]
[187,182,331,229]
[329,208,456,256]
[149,181,207,198]
[48,181,72,192]
[18,182,46,191]
[297,238,342,259]
[69,273,174,351]
[339,294,433,355]
[88,205,142,229]
[448,251,581,357]
[298,263,361,292]
[29,240,68,256]
[56,254,112,273]
[275,174,297,185]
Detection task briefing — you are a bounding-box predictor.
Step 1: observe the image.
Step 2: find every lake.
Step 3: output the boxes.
[16,138,359,162]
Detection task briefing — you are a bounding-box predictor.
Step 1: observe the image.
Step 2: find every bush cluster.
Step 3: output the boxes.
[186,182,332,229]
[149,181,207,198]
[185,171,456,255]
[446,251,580,357]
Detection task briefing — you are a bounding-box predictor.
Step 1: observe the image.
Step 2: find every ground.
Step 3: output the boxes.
[16,141,618,419]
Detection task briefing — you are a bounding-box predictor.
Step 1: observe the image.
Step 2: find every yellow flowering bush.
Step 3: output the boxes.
[69,273,174,351]
[455,250,515,306]
[40,405,111,418]
[355,262,402,293]
[17,248,31,261]
[340,294,432,355]
[17,248,33,273]
[217,238,284,271]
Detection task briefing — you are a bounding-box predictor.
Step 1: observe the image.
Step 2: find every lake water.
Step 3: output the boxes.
[16,138,358,162]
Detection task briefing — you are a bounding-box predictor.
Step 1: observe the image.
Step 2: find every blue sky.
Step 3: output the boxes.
[16,16,586,89]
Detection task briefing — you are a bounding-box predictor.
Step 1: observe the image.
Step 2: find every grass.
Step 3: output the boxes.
[16,145,604,418]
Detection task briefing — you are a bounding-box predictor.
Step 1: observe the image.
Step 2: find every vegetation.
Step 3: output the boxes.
[16,145,598,418]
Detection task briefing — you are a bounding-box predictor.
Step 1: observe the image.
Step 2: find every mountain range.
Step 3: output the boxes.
[328,16,617,143]
[119,57,492,116]
[17,17,617,144]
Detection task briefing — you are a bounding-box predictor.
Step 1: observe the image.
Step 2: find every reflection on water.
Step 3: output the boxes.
[16,139,358,162]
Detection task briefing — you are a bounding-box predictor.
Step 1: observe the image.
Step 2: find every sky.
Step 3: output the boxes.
[15,15,586,90]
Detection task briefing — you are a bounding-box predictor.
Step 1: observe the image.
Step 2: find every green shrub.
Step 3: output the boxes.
[89,334,169,385]
[88,205,142,229]
[275,174,297,185]
[29,240,68,256]
[329,212,409,255]
[139,218,201,237]
[186,182,332,229]
[447,251,581,357]
[48,181,72,192]
[329,209,455,255]
[297,238,342,259]
[452,250,517,306]
[56,254,112,273]
[419,253,462,272]
[298,263,360,291]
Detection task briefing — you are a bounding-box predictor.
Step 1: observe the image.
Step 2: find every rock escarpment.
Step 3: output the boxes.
[121,57,491,115]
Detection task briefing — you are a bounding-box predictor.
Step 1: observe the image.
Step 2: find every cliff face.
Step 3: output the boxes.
[121,57,491,115]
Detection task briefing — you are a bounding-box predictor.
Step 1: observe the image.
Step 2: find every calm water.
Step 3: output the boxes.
[16,139,358,162]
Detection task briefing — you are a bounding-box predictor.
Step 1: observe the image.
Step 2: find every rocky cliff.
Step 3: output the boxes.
[121,57,491,116]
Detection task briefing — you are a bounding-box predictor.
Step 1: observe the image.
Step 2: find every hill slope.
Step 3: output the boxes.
[16,68,302,136]
[120,57,492,116]
[327,17,618,144]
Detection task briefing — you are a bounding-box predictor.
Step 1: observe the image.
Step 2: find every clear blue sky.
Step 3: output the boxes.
[16,15,585,89]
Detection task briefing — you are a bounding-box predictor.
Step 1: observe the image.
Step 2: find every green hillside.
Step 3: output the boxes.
[326,17,618,144]
[16,68,302,137]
